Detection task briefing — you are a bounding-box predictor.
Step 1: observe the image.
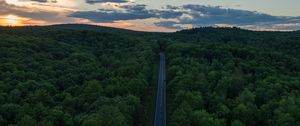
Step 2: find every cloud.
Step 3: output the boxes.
[19,0,57,3]
[155,5,300,30]
[69,4,155,22]
[69,4,183,23]
[1,0,300,31]
[69,11,153,22]
[29,0,47,2]
[0,0,76,24]
[154,21,182,29]
[69,5,300,29]
[85,0,128,4]
[68,4,300,30]
[181,5,297,25]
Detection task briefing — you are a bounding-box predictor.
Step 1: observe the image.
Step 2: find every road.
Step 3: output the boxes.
[154,52,166,126]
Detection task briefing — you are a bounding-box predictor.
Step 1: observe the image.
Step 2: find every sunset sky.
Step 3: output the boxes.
[1,0,300,32]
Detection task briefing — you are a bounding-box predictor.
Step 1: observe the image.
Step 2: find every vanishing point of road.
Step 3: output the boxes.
[154,52,166,126]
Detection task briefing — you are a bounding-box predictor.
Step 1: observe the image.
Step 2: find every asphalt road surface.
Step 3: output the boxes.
[154,52,166,126]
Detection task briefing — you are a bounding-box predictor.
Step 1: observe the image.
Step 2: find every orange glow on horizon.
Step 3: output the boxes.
[6,15,19,25]
[0,14,30,26]
[95,21,176,32]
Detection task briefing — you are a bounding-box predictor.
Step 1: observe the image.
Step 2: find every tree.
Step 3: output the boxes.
[169,103,193,126]
[18,115,37,126]
[82,115,102,126]
[98,105,128,126]
[190,110,222,126]
[231,120,245,126]
[83,80,103,102]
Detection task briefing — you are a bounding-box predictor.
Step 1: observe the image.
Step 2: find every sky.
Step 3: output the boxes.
[0,0,300,32]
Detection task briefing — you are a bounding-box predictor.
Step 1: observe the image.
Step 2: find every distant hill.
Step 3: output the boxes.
[47,24,137,32]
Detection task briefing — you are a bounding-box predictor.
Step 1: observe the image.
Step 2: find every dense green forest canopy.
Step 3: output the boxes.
[166,27,300,126]
[0,24,300,126]
[0,25,159,126]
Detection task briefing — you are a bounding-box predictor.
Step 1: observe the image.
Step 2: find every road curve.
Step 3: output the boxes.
[154,52,166,126]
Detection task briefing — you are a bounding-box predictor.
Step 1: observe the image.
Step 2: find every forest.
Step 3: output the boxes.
[0,25,159,126]
[0,25,300,126]
[166,28,300,126]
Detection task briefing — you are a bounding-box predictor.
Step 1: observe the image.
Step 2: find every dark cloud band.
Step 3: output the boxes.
[18,0,57,3]
[69,4,155,22]
[69,4,183,22]
[85,0,128,4]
